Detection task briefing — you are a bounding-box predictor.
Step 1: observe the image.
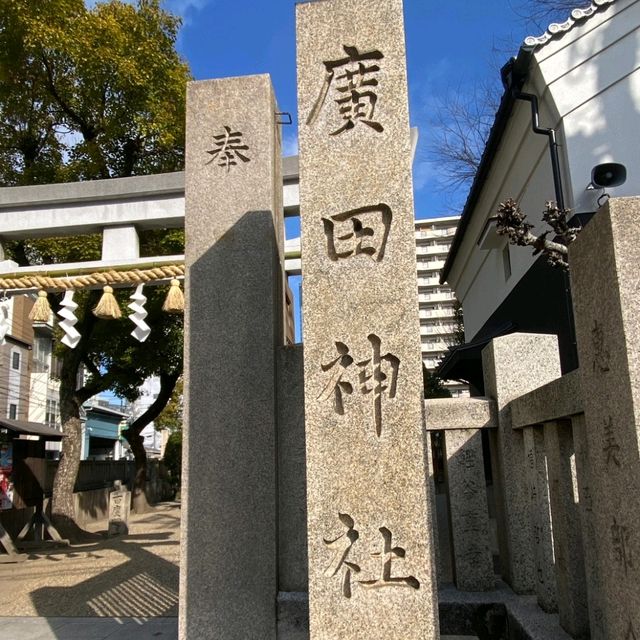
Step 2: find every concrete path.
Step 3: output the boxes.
[0,617,476,639]
[0,503,180,618]
[0,616,177,639]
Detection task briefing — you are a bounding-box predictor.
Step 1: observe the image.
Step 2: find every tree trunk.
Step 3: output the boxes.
[49,293,101,540]
[51,391,91,540]
[129,431,150,514]
[123,370,180,514]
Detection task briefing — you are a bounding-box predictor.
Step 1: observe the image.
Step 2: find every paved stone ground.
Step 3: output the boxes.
[0,502,180,618]
[0,502,476,639]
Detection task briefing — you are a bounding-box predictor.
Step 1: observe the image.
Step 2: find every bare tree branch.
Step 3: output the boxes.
[496,198,581,269]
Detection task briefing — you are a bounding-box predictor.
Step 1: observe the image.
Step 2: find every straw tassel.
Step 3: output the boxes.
[93,285,122,319]
[162,279,184,313]
[29,290,51,322]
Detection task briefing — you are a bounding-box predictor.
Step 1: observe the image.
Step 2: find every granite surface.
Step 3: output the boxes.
[425,397,497,431]
[482,334,561,594]
[443,429,495,592]
[181,75,283,640]
[569,197,640,639]
[522,426,557,613]
[543,420,588,637]
[511,370,582,429]
[277,345,308,593]
[297,0,438,637]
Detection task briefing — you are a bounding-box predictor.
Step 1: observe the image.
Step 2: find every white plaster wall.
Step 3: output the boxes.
[448,0,640,340]
[448,98,557,340]
[537,0,640,214]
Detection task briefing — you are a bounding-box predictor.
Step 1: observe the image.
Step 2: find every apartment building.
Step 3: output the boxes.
[415,216,468,398]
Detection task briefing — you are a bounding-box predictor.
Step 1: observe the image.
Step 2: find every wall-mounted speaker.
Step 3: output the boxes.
[590,162,627,189]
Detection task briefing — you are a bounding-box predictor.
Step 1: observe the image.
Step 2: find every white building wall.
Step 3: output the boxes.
[132,376,164,456]
[446,0,640,341]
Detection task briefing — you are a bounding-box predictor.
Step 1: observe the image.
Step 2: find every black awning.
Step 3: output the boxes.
[0,417,64,440]
[437,321,517,394]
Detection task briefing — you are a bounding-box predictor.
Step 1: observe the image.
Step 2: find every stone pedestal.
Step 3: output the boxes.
[443,429,494,591]
[569,197,640,639]
[482,333,561,593]
[296,0,439,637]
[181,75,283,640]
[522,426,556,612]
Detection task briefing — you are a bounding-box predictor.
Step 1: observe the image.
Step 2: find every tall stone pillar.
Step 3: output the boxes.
[482,333,561,593]
[443,428,494,592]
[569,197,640,639]
[180,75,283,640]
[296,1,439,637]
[544,420,588,638]
[522,426,556,612]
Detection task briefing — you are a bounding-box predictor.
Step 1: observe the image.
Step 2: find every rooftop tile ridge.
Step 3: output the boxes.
[523,0,616,49]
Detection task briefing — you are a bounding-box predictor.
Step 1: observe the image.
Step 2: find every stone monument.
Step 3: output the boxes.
[569,197,640,639]
[108,480,130,537]
[296,0,439,637]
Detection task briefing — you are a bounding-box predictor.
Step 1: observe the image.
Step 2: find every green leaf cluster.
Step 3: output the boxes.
[0,0,190,185]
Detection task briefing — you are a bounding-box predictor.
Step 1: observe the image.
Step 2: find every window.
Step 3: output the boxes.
[11,352,20,371]
[8,404,17,420]
[46,400,58,427]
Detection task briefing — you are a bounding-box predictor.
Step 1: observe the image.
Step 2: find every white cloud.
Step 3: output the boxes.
[412,159,440,192]
[164,0,214,23]
[282,132,298,157]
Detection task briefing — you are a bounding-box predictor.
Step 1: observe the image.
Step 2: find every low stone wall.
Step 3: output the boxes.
[0,459,174,537]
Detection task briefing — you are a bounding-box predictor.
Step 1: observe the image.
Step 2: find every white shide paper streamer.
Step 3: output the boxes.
[128,284,151,342]
[59,290,81,349]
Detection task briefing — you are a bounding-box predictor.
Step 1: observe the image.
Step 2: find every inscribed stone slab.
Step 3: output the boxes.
[569,197,640,639]
[107,485,130,537]
[180,75,283,640]
[444,429,494,592]
[297,1,438,637]
[522,426,557,613]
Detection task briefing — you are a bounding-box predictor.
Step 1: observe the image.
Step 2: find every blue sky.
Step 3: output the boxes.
[85,0,563,218]
[164,0,551,219]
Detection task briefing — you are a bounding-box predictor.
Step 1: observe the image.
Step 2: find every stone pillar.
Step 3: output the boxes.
[180,75,283,640]
[276,344,308,594]
[443,429,494,591]
[569,197,640,639]
[544,420,588,637]
[522,426,556,612]
[296,0,439,637]
[482,333,561,593]
[571,414,605,640]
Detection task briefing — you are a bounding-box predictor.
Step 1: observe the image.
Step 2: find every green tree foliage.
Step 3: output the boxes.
[163,430,182,493]
[155,376,183,434]
[452,299,465,346]
[0,0,190,534]
[0,0,189,185]
[156,377,182,491]
[423,364,452,399]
